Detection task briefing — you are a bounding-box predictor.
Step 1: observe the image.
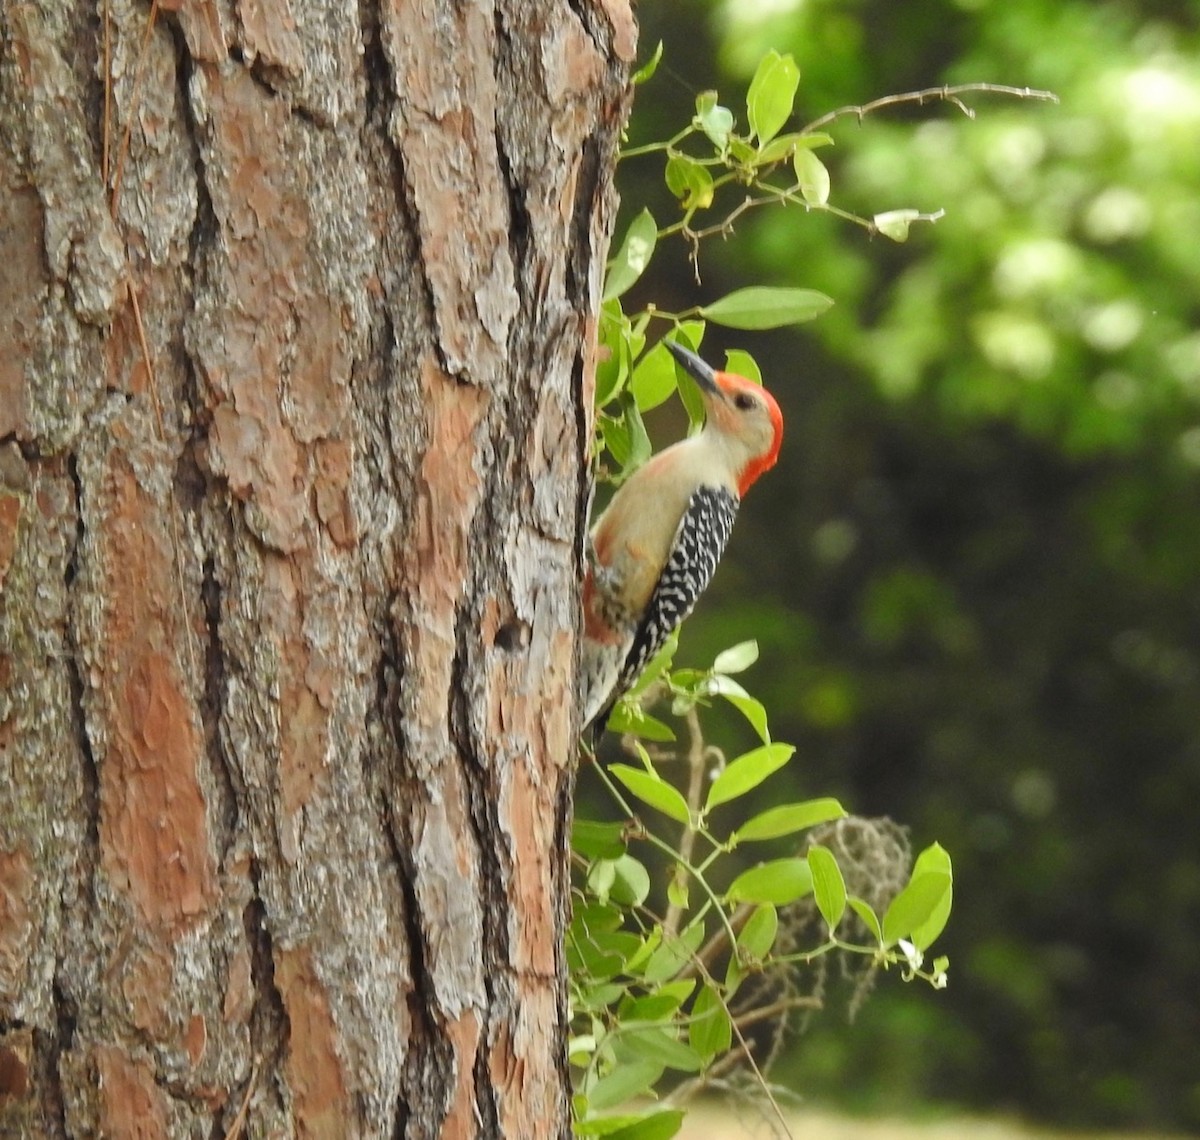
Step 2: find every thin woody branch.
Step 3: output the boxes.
[802,81,1059,133]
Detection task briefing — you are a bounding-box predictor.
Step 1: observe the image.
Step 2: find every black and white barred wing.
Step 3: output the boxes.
[612,484,739,704]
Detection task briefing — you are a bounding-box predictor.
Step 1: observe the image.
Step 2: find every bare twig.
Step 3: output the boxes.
[663,706,711,936]
[734,994,823,1031]
[803,82,1059,134]
[669,961,796,1139]
[680,901,753,984]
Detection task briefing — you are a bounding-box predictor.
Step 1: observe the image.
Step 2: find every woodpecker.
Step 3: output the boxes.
[580,339,784,736]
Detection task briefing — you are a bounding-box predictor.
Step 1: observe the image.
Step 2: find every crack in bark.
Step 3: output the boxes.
[242,872,289,1125]
[81,1,109,174]
[450,594,511,970]
[490,11,531,299]
[572,346,594,558]
[63,452,101,910]
[174,24,217,280]
[494,128,531,305]
[38,979,77,1137]
[391,146,453,382]
[200,555,241,862]
[358,0,387,128]
[373,615,454,1138]
[563,0,601,52]
[393,844,455,1139]
[449,401,529,1138]
[566,134,601,308]
[472,1020,502,1139]
[367,0,450,384]
[366,611,423,1139]
[25,1027,66,1139]
[551,757,578,1096]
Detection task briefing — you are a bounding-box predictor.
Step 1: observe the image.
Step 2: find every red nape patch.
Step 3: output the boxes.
[737,384,784,496]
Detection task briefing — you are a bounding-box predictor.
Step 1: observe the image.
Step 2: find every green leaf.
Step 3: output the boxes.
[757,130,834,164]
[795,131,834,150]
[873,208,922,242]
[727,136,756,165]
[807,845,847,931]
[666,876,688,911]
[725,857,813,905]
[605,701,676,742]
[577,1108,686,1140]
[572,980,627,1013]
[756,132,804,164]
[587,858,616,902]
[722,349,762,384]
[619,398,652,474]
[696,676,739,715]
[595,301,631,407]
[620,990,688,1023]
[630,340,681,413]
[667,322,709,429]
[620,928,661,978]
[641,920,705,984]
[585,1059,664,1111]
[737,903,778,962]
[572,818,627,861]
[631,40,663,86]
[608,764,691,824]
[732,797,846,843]
[604,209,658,302]
[701,286,833,330]
[794,147,831,206]
[913,840,953,877]
[668,667,706,691]
[698,673,749,700]
[608,854,651,907]
[673,321,706,349]
[847,896,883,945]
[568,926,643,982]
[569,1033,596,1066]
[908,843,954,950]
[722,693,770,743]
[694,90,734,150]
[615,1026,703,1073]
[746,50,800,144]
[882,871,954,948]
[705,743,794,812]
[610,1111,685,1140]
[689,983,732,1063]
[664,155,714,209]
[573,899,624,934]
[600,412,631,468]
[599,395,653,481]
[626,628,678,698]
[655,978,698,1007]
[713,639,759,674]
[608,1110,686,1140]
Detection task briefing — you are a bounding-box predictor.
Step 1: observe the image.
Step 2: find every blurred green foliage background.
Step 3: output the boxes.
[614,0,1200,1130]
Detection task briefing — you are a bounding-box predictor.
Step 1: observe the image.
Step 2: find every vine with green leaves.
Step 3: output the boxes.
[571,47,1053,1140]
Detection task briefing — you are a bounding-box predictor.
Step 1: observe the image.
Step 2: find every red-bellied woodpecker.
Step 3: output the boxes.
[580,340,784,736]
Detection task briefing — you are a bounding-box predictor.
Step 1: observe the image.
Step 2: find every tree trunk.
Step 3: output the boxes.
[0,2,634,1135]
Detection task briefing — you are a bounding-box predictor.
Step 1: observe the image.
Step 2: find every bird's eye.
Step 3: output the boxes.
[734,392,757,411]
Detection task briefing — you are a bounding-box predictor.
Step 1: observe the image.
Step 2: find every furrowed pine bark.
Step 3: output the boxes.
[0,1,634,1136]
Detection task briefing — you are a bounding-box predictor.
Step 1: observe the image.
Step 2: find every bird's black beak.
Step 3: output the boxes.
[665,340,721,396]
